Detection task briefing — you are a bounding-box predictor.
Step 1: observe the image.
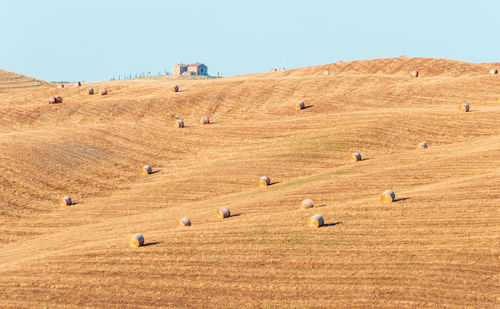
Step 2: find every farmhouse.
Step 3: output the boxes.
[173,63,208,76]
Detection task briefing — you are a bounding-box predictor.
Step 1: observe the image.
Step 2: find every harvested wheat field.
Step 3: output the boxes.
[0,69,53,92]
[0,57,499,308]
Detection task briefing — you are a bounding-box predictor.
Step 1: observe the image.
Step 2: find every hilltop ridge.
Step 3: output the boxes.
[0,69,52,91]
[278,57,500,78]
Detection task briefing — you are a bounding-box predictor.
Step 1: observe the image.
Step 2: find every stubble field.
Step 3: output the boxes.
[0,57,499,308]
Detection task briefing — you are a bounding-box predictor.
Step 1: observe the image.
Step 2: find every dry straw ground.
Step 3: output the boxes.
[0,57,499,308]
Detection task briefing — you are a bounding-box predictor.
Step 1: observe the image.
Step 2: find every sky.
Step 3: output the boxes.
[1,0,499,82]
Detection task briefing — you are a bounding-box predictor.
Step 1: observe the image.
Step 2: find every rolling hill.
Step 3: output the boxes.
[0,57,499,308]
[0,69,53,92]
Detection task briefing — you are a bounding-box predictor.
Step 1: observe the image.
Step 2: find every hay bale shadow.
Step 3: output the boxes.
[324,221,342,227]
[230,213,242,217]
[143,241,161,247]
[302,105,314,109]
[150,170,161,174]
[269,182,280,186]
[394,197,410,202]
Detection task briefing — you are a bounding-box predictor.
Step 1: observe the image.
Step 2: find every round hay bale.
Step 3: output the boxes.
[490,69,498,75]
[174,119,184,128]
[295,101,305,110]
[170,85,179,93]
[48,96,57,104]
[308,214,324,228]
[217,206,231,219]
[57,84,64,88]
[59,196,72,206]
[380,190,396,203]
[128,233,144,248]
[259,176,271,187]
[55,96,63,103]
[270,68,277,72]
[410,70,419,78]
[459,104,470,112]
[416,142,428,150]
[200,116,210,124]
[141,165,152,175]
[88,88,94,95]
[301,199,314,209]
[74,82,81,87]
[279,67,286,72]
[349,152,361,162]
[177,217,191,227]
[323,70,330,76]
[100,88,107,95]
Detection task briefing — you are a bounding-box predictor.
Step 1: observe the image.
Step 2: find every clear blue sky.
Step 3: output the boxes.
[1,0,499,81]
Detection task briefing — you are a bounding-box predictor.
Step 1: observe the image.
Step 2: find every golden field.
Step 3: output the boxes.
[0,57,499,308]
